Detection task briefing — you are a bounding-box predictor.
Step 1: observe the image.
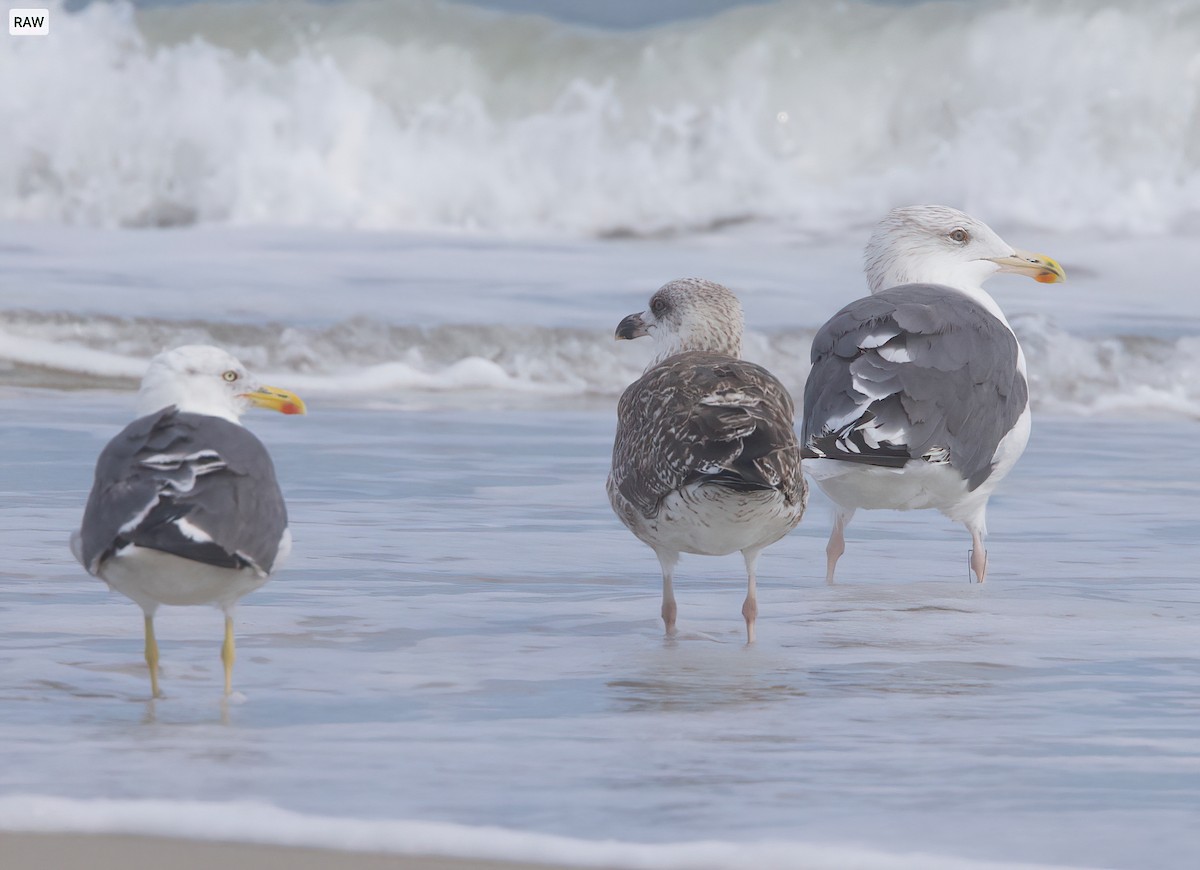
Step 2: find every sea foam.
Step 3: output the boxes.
[3,310,1199,418]
[3,0,1200,236]
[0,794,1090,870]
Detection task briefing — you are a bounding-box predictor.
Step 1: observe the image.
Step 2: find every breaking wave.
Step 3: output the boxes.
[0,794,1077,870]
[3,0,1200,235]
[2,309,1197,418]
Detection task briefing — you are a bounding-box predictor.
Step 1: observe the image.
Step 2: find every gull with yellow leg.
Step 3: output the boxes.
[71,345,305,698]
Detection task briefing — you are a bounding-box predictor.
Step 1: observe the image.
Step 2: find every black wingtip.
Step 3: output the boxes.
[805,431,910,468]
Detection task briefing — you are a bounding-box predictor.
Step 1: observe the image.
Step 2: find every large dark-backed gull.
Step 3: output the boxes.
[801,205,1065,584]
[71,345,305,697]
[608,278,806,642]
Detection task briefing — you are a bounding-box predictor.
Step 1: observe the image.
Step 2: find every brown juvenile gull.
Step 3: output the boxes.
[608,278,806,642]
[801,205,1066,584]
[71,345,306,697]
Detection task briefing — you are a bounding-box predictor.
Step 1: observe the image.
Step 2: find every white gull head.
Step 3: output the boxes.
[615,278,744,367]
[136,345,306,423]
[863,205,1066,317]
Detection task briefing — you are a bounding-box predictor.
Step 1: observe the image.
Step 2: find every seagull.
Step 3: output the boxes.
[801,205,1066,584]
[608,278,806,642]
[71,345,305,697]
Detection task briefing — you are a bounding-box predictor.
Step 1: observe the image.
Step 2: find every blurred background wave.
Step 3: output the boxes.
[5,0,1199,236]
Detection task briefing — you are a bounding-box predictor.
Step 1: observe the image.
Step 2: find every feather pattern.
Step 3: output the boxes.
[78,407,288,577]
[802,283,1027,491]
[608,278,807,640]
[612,351,804,518]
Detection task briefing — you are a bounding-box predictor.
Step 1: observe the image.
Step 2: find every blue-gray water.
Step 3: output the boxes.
[4,0,1200,865]
[3,384,1199,868]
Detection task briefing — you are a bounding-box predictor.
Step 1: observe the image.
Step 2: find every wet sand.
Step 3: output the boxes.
[0,831,592,870]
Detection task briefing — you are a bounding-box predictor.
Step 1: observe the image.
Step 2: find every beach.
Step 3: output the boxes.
[3,1,1200,868]
[2,832,560,870]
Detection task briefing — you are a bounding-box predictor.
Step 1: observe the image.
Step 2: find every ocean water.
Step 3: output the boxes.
[6,0,1200,236]
[3,1,1200,868]
[2,384,1200,869]
[1,225,1199,869]
[2,223,1199,416]
[3,387,1200,869]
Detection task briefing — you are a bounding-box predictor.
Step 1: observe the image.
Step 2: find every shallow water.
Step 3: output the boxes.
[2,387,1199,868]
[6,2,1200,864]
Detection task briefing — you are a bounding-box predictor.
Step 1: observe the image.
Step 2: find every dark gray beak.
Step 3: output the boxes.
[615,312,649,340]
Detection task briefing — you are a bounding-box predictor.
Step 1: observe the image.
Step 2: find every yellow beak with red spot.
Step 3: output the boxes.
[242,385,307,416]
[989,249,1067,284]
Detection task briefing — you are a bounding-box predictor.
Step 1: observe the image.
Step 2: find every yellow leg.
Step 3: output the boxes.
[143,614,161,698]
[221,615,236,696]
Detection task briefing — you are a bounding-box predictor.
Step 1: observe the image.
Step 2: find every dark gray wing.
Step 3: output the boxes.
[801,283,1027,491]
[612,351,804,518]
[76,408,287,576]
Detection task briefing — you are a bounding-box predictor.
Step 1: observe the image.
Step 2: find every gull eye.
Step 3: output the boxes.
[650,297,667,315]
[222,370,239,382]
[949,228,970,244]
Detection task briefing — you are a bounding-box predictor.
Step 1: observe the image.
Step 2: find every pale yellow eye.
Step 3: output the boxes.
[222,370,239,382]
[949,228,970,244]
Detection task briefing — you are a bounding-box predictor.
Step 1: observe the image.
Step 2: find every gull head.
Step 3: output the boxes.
[615,278,744,366]
[136,345,306,423]
[864,205,1066,294]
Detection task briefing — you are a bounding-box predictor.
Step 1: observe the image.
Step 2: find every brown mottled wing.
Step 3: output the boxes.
[611,351,803,518]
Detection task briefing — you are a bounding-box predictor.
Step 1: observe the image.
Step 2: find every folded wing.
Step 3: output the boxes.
[613,351,804,518]
[801,283,1027,491]
[76,408,288,576]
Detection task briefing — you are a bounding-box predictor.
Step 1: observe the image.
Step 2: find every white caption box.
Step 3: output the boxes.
[10,8,49,35]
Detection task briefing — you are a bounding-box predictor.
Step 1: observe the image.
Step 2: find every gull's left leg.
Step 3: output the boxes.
[741,547,763,644]
[221,614,236,695]
[967,524,988,584]
[654,550,679,637]
[825,508,855,585]
[143,612,162,699]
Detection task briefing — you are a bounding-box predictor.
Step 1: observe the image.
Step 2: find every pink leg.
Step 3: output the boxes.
[741,548,762,644]
[968,526,988,583]
[826,509,854,585]
[656,551,679,636]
